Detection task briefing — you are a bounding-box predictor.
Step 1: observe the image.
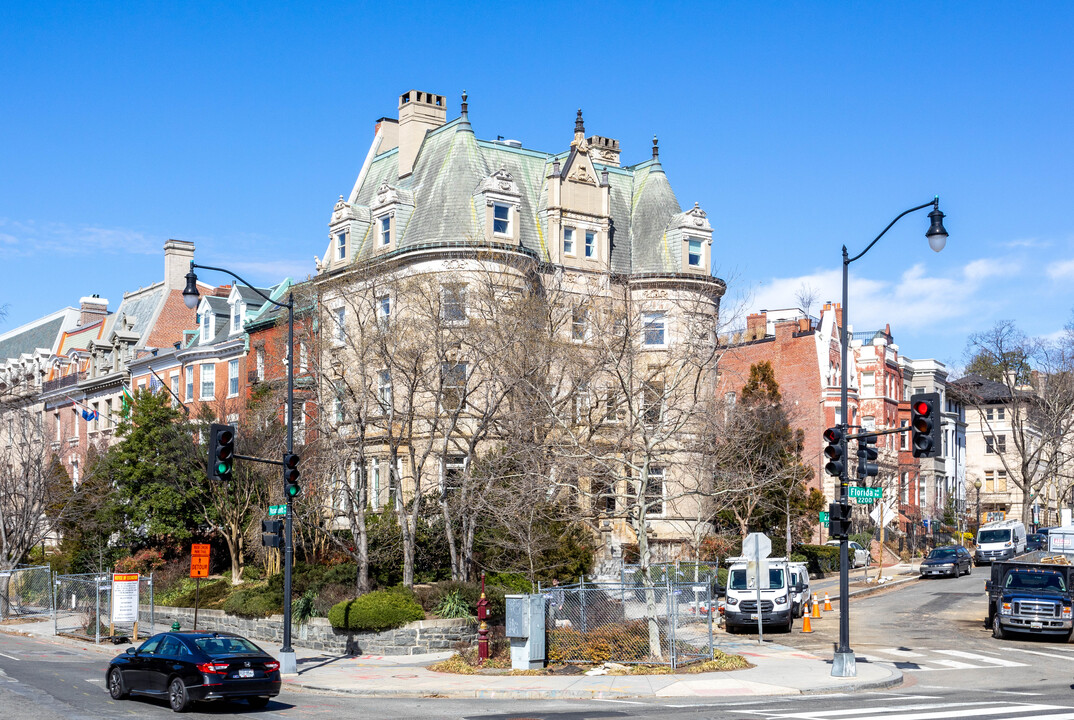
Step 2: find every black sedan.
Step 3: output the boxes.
[920,545,973,578]
[106,631,281,712]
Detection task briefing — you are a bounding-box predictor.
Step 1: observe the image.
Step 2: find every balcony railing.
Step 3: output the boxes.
[42,373,85,394]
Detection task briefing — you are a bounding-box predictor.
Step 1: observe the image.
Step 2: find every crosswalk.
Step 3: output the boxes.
[809,643,1074,672]
[737,700,1074,720]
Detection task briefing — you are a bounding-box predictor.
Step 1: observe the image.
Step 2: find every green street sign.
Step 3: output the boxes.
[848,486,883,504]
[819,511,829,522]
[268,504,286,516]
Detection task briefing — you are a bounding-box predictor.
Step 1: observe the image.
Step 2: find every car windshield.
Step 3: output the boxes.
[194,636,264,656]
[1005,571,1066,592]
[979,529,1012,543]
[928,548,958,559]
[729,568,785,590]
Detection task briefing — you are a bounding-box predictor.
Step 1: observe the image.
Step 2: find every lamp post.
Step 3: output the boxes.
[974,478,982,532]
[183,262,298,675]
[833,198,948,678]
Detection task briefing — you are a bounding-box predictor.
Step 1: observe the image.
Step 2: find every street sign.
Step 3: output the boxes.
[110,573,139,623]
[190,543,210,578]
[819,510,829,527]
[848,486,883,504]
[268,504,286,516]
[742,532,772,560]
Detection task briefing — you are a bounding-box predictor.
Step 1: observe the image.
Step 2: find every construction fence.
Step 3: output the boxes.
[0,565,53,619]
[540,577,716,669]
[53,572,155,644]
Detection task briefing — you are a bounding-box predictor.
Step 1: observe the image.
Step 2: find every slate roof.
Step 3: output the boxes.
[0,309,78,361]
[346,117,687,274]
[111,286,166,344]
[949,373,1015,403]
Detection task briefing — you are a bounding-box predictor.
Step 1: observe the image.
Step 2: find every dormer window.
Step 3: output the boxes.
[337,231,347,260]
[231,302,243,333]
[687,238,703,268]
[201,310,212,344]
[493,203,511,236]
[379,216,391,246]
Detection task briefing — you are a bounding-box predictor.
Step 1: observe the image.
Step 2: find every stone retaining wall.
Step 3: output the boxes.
[141,606,476,655]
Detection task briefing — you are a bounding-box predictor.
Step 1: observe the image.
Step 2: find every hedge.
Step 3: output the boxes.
[328,589,425,631]
[797,544,841,575]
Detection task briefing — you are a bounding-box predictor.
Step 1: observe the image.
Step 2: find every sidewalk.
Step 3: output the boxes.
[0,564,920,700]
[810,561,921,601]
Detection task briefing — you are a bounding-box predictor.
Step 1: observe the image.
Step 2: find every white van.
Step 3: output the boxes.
[788,562,812,618]
[975,519,1027,564]
[723,557,804,632]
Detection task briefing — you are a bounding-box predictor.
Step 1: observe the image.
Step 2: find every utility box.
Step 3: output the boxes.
[505,594,545,670]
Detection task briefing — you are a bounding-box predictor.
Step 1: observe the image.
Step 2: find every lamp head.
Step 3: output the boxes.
[926,199,948,252]
[182,267,201,310]
[974,478,982,490]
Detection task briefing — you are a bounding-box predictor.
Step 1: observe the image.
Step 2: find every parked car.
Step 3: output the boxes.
[1026,533,1047,552]
[106,631,281,712]
[920,545,973,577]
[825,540,870,568]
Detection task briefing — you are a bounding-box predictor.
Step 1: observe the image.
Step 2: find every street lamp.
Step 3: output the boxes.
[833,198,948,678]
[183,263,298,675]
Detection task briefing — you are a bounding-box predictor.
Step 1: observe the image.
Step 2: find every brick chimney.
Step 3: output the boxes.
[78,295,108,327]
[823,302,843,332]
[746,312,768,341]
[397,89,446,178]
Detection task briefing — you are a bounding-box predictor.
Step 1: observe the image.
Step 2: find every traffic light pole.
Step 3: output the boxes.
[832,199,947,679]
[182,263,297,674]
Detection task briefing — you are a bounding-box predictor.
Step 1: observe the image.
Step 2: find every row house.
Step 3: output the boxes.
[313,89,724,563]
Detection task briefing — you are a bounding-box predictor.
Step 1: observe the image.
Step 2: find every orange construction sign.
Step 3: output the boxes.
[190,544,211,578]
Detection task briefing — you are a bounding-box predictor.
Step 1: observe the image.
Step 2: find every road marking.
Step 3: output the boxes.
[929,659,981,670]
[1004,647,1074,661]
[741,702,1067,720]
[934,649,1027,667]
[0,652,20,661]
[873,648,925,657]
[84,678,103,683]
[591,698,647,705]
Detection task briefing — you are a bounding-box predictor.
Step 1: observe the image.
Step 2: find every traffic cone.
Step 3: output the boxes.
[801,610,813,633]
[811,594,821,618]
[824,592,833,612]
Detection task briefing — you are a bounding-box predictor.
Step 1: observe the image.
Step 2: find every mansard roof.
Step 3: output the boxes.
[337,114,701,275]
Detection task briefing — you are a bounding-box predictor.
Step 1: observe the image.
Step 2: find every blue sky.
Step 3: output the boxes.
[2,2,1072,371]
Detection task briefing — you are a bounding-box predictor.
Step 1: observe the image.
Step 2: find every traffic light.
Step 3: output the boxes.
[910,392,942,458]
[207,423,235,482]
[823,427,845,477]
[283,453,301,499]
[857,434,879,479]
[829,502,852,540]
[261,519,283,548]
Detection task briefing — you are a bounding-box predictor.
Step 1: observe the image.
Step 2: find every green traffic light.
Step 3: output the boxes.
[286,483,300,498]
[217,462,230,474]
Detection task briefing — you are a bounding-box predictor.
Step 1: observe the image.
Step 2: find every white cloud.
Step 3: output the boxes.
[0,218,158,257]
[1003,237,1048,249]
[1046,259,1074,281]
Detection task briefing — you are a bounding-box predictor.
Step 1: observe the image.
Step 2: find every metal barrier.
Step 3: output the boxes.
[542,579,714,668]
[0,565,53,619]
[53,572,154,644]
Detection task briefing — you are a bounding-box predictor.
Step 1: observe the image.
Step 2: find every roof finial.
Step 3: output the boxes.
[575,108,585,135]
[652,135,659,160]
[461,90,468,119]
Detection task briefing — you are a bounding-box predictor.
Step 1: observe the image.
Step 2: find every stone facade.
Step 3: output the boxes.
[141,605,476,656]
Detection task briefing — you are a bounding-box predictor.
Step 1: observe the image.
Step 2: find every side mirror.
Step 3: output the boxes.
[126,647,137,656]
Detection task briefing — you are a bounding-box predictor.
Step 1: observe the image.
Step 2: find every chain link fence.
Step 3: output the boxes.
[620,561,720,588]
[53,572,155,644]
[541,579,714,669]
[0,565,53,619]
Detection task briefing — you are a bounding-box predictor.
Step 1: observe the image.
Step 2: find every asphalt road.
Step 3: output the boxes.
[5,573,1074,719]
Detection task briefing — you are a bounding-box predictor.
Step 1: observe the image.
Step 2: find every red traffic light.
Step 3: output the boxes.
[823,427,843,444]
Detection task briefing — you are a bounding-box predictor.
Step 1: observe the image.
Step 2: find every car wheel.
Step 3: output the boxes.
[107,668,127,700]
[168,677,191,713]
[246,697,270,709]
[992,614,1006,640]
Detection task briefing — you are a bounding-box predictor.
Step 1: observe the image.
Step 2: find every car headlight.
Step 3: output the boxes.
[774,595,787,605]
[726,596,739,606]
[1063,606,1072,619]
[1001,602,1012,614]
[941,563,954,568]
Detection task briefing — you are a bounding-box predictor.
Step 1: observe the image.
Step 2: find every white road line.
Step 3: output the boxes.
[1005,646,1074,661]
[934,649,1028,667]
[929,659,983,670]
[990,690,1044,695]
[591,698,646,705]
[738,701,1032,718]
[84,678,103,684]
[872,648,926,658]
[0,652,20,661]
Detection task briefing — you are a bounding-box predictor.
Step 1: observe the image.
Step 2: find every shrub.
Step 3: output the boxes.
[798,544,841,575]
[547,619,686,664]
[223,586,282,618]
[850,532,873,550]
[328,589,425,631]
[115,548,167,575]
[162,578,231,608]
[413,580,507,623]
[241,565,263,582]
[485,572,532,594]
[434,590,474,619]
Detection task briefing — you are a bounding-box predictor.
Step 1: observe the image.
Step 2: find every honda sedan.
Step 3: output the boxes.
[106,631,281,712]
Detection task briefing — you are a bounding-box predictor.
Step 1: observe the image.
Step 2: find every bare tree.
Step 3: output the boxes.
[959,320,1074,526]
